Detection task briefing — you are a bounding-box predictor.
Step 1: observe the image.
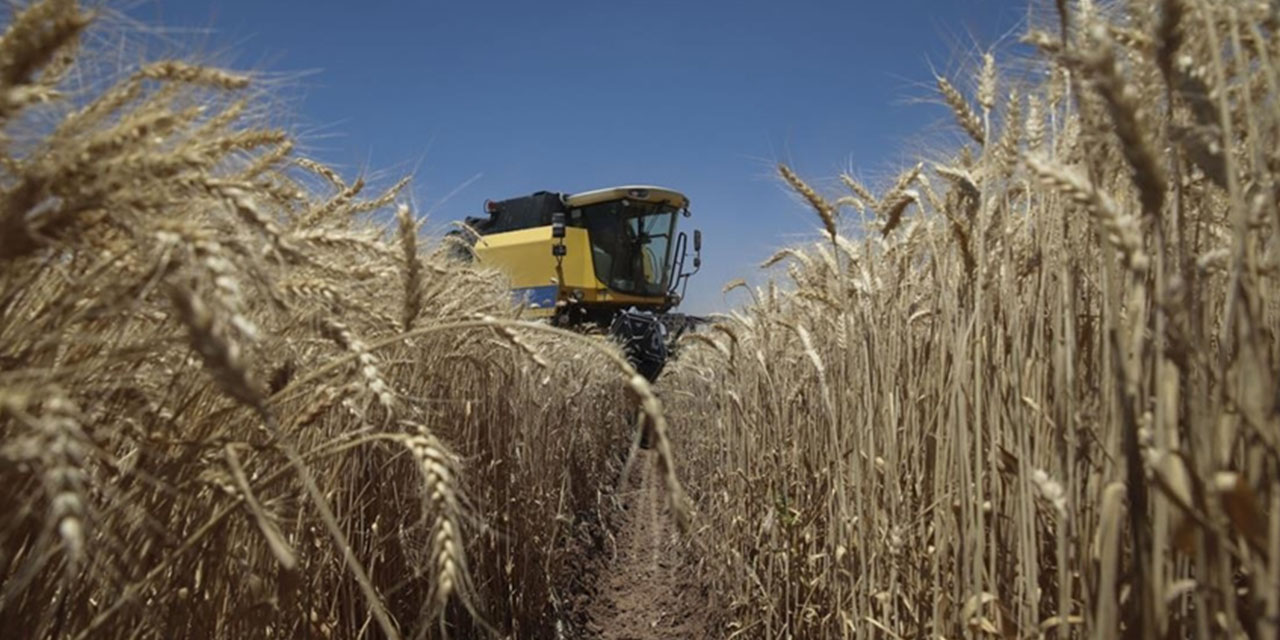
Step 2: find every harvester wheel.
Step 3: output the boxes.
[610,310,668,382]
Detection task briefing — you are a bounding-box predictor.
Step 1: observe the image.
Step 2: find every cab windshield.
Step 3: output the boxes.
[573,200,678,297]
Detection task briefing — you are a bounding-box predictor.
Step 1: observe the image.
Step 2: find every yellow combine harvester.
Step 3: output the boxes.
[455,185,703,379]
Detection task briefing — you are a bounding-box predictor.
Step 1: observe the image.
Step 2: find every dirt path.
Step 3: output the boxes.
[583,450,710,639]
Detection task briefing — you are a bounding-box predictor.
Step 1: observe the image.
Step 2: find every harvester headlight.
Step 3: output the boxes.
[551,211,566,238]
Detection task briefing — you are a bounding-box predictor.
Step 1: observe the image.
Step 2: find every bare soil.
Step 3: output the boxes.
[581,450,713,640]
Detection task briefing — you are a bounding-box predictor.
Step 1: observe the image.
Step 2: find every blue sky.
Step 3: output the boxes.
[126,0,1029,314]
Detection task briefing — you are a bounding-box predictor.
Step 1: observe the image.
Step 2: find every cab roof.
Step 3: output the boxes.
[564,186,689,210]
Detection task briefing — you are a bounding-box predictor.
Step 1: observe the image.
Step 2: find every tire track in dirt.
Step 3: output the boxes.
[583,450,709,639]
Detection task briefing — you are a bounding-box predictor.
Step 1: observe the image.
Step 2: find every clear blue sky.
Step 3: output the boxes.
[125,0,1029,314]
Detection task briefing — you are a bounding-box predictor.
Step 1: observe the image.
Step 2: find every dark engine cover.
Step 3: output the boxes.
[470,191,566,235]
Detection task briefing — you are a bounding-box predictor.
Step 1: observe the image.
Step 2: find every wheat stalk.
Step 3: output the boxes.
[779,163,838,241]
[396,204,423,332]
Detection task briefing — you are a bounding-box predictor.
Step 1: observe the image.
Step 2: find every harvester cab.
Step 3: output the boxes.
[454,186,704,380]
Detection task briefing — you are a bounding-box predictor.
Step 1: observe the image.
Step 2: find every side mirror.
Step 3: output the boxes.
[551,212,566,239]
[693,229,702,252]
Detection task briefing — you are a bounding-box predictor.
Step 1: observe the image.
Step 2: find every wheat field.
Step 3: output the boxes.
[668,1,1280,638]
[2,0,1278,638]
[0,1,684,637]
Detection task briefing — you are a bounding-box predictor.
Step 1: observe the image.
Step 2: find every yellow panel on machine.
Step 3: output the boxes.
[473,226,595,317]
